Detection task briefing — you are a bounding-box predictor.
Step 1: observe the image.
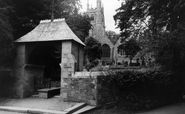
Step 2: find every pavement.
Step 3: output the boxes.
[0,96,78,114]
[137,102,185,114]
[0,111,23,114]
[1,97,185,114]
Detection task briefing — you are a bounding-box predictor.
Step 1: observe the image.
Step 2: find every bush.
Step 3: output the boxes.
[101,70,182,111]
[86,59,99,70]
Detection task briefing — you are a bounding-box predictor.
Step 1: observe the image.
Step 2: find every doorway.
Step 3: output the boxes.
[28,44,61,90]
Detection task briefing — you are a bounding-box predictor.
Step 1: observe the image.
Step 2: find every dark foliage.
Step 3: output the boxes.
[84,37,102,70]
[114,0,185,94]
[118,39,141,63]
[6,0,91,41]
[101,70,181,111]
[85,37,102,62]
[66,14,92,42]
[106,31,120,45]
[0,0,14,67]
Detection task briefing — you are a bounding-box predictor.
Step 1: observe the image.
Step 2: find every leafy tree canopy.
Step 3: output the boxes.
[118,39,141,61]
[0,0,14,67]
[114,0,185,38]
[84,37,101,62]
[66,14,91,42]
[114,0,185,92]
[106,30,120,45]
[7,0,91,41]
[114,0,185,69]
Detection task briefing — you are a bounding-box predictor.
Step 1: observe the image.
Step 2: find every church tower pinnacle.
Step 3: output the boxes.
[87,0,89,11]
[97,0,102,9]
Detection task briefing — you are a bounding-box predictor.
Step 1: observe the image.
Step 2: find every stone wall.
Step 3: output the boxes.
[61,71,116,106]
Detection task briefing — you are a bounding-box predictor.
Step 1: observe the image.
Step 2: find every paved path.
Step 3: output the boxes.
[137,103,185,114]
[0,97,75,111]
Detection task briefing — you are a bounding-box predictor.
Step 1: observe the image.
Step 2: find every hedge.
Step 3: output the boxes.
[101,69,182,111]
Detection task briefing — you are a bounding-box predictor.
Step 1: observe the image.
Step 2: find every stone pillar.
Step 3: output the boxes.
[60,41,76,100]
[13,44,26,98]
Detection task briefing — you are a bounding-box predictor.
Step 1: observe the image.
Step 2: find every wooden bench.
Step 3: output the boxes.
[37,87,60,99]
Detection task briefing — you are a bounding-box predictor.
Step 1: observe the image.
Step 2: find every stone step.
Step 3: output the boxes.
[72,105,96,114]
[37,87,61,99]
[64,103,86,114]
[54,95,61,98]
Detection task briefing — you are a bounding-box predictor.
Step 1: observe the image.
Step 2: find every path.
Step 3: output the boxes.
[0,97,76,111]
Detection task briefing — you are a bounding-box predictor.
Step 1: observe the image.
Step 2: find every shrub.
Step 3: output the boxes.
[102,69,181,111]
[86,59,99,70]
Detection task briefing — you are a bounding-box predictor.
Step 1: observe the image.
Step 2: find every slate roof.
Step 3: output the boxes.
[15,18,85,46]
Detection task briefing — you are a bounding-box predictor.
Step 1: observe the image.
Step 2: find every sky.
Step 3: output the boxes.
[80,0,122,33]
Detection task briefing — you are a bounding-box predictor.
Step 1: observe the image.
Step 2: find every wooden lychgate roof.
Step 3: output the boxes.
[15,18,85,46]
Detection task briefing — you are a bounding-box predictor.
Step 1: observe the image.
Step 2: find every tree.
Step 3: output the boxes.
[66,14,91,42]
[114,0,185,68]
[118,39,141,63]
[84,37,101,69]
[114,0,185,92]
[0,0,14,67]
[7,0,91,41]
[106,31,120,44]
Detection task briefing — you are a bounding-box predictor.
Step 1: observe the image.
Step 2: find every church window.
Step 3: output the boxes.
[102,44,111,57]
[90,14,94,21]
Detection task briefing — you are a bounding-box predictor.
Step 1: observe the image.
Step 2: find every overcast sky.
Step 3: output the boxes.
[80,0,122,33]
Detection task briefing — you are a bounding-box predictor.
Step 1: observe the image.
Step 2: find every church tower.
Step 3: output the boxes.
[87,0,105,35]
[87,0,114,64]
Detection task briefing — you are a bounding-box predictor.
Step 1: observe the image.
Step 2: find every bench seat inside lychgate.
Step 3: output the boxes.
[37,87,61,99]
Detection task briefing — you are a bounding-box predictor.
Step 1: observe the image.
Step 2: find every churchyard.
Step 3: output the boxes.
[1,0,185,113]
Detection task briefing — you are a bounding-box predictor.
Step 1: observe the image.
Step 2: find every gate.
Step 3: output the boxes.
[34,77,51,90]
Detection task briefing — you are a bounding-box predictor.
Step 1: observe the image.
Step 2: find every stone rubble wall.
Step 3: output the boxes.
[61,71,116,106]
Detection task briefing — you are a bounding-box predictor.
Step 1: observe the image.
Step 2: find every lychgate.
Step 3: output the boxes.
[14,18,85,98]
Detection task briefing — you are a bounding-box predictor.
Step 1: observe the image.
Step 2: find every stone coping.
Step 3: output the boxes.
[72,71,115,78]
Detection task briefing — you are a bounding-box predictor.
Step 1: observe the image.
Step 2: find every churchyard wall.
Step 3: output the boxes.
[61,71,117,106]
